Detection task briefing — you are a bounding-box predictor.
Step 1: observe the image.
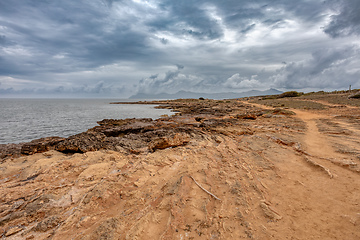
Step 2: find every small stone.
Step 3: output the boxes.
[34,216,60,232]
[260,200,282,220]
[236,113,257,120]
[5,226,23,237]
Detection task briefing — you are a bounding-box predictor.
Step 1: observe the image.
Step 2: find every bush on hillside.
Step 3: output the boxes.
[277,91,303,98]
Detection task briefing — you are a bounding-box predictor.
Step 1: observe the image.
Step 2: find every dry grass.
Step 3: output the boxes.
[250,98,327,110]
[248,90,360,109]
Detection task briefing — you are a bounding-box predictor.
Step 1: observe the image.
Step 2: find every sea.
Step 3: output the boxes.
[0,99,173,144]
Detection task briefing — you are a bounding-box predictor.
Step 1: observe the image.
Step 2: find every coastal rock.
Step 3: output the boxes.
[0,143,24,160]
[93,119,155,137]
[148,132,190,152]
[33,216,61,232]
[96,118,153,126]
[21,137,65,155]
[55,132,106,153]
[236,113,257,120]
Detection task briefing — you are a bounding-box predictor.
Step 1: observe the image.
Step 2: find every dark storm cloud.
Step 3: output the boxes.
[0,0,153,77]
[0,0,359,97]
[151,0,224,40]
[195,0,324,32]
[324,0,360,37]
[150,0,324,40]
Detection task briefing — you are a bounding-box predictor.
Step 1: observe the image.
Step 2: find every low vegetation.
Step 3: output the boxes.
[277,91,303,98]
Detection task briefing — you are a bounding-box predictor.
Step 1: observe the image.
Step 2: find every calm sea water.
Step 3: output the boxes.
[0,99,173,144]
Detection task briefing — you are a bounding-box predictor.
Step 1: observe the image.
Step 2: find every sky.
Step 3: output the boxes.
[0,0,359,98]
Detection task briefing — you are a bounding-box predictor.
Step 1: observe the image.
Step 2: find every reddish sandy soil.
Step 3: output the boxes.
[0,95,359,239]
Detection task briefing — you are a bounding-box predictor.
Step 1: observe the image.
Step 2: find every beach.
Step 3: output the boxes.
[1,92,360,239]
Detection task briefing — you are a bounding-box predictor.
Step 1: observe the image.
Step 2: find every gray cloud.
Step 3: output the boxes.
[135,65,238,94]
[0,0,359,98]
[324,0,360,37]
[0,0,153,76]
[137,67,186,94]
[269,45,360,89]
[176,64,184,70]
[151,0,224,40]
[0,35,15,46]
[0,80,129,98]
[136,66,267,94]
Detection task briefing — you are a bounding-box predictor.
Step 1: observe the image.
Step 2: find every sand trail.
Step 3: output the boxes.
[291,109,341,159]
[253,103,360,240]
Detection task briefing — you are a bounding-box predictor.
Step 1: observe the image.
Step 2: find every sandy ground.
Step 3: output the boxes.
[0,97,360,239]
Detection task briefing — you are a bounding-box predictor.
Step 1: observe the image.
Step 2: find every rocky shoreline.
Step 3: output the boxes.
[0,98,284,160]
[1,94,360,239]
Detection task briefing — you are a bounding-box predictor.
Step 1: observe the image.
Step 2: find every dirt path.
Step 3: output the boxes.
[245,100,340,158]
[243,100,360,239]
[296,98,359,109]
[290,109,340,159]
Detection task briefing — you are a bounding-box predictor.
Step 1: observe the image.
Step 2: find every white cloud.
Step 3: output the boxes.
[136,66,205,94]
[223,74,261,89]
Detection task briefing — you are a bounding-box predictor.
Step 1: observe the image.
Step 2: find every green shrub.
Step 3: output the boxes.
[277,91,303,98]
[261,95,278,100]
